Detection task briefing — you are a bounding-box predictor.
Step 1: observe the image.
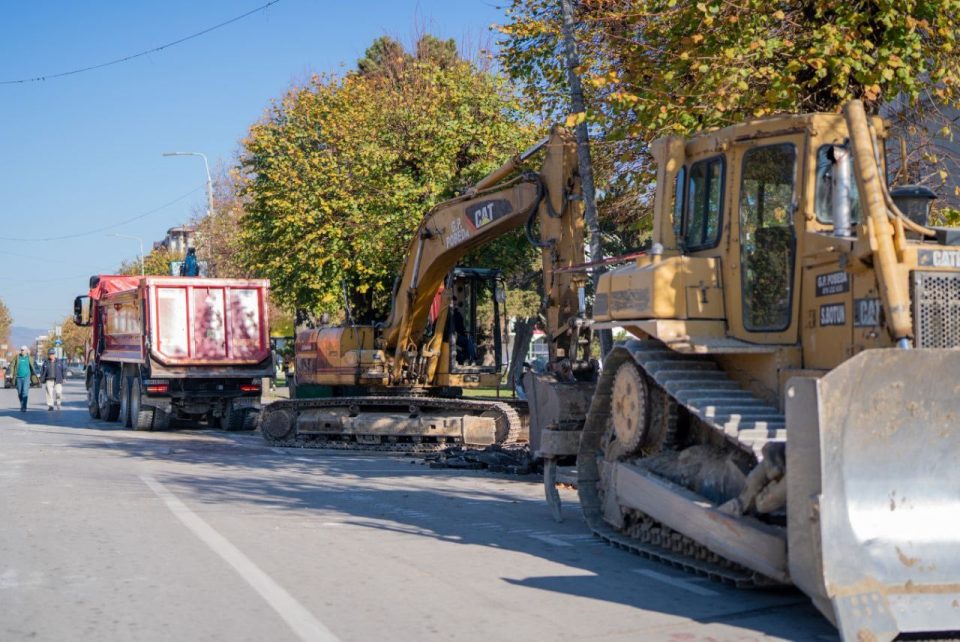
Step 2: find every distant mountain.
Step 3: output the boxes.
[8,326,49,355]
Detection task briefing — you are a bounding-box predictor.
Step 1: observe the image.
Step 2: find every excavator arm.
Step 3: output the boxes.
[381,127,590,383]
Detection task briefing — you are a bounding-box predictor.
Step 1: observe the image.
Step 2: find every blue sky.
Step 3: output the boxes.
[0,0,506,330]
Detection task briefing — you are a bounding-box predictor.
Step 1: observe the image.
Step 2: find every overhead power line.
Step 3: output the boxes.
[0,0,282,85]
[0,184,205,242]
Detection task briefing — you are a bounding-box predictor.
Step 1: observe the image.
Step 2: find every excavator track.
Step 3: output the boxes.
[260,395,524,452]
[578,339,786,588]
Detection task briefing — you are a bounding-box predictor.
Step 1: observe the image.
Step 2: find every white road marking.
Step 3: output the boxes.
[528,533,573,547]
[141,475,338,642]
[633,569,720,597]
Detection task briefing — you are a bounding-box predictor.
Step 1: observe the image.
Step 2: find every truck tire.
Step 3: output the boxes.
[152,408,171,430]
[119,375,132,428]
[98,373,121,422]
[222,401,257,432]
[88,375,101,419]
[129,378,155,431]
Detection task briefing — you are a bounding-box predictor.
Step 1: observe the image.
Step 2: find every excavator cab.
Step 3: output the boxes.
[443,268,505,374]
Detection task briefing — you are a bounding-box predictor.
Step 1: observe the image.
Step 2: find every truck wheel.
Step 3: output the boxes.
[119,376,132,428]
[243,410,261,431]
[98,374,121,422]
[222,401,256,431]
[129,378,154,431]
[152,409,171,430]
[88,375,101,419]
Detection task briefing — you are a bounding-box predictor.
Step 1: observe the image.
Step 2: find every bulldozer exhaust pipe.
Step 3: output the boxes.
[842,100,914,344]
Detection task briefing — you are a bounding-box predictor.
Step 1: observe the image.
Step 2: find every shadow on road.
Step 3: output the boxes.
[59,420,836,641]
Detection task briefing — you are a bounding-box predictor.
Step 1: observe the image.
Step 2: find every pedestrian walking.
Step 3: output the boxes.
[40,349,65,411]
[12,346,37,412]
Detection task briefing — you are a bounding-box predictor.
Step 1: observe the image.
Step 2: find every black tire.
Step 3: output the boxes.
[152,408,171,430]
[119,375,132,428]
[98,374,121,422]
[129,378,155,431]
[221,401,249,431]
[88,374,101,419]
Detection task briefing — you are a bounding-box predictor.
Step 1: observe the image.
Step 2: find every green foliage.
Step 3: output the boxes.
[935,206,960,226]
[191,165,260,281]
[501,0,960,133]
[239,35,540,319]
[48,315,90,360]
[357,36,411,77]
[118,248,181,276]
[477,287,541,331]
[498,0,960,223]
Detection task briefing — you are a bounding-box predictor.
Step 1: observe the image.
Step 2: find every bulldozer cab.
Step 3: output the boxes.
[661,119,826,347]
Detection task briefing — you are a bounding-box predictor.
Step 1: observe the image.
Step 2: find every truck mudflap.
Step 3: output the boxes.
[786,349,960,642]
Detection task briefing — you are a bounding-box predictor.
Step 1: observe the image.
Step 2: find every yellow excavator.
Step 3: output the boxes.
[259,128,595,450]
[536,101,959,641]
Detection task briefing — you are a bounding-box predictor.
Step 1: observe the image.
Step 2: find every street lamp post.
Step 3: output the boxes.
[162,151,213,217]
[110,233,145,276]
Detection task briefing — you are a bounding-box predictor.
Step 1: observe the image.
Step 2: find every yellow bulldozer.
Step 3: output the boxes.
[543,101,960,641]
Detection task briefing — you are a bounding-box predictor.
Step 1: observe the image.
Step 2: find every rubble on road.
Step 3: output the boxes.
[422,444,535,475]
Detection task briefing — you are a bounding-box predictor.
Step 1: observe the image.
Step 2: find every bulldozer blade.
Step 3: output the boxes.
[786,349,960,642]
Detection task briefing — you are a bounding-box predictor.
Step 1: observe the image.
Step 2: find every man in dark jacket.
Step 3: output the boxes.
[12,346,36,412]
[40,348,65,411]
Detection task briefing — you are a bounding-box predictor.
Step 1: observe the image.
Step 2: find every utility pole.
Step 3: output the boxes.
[559,0,612,357]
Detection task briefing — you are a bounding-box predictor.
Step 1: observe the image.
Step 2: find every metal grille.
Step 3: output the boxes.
[912,271,960,348]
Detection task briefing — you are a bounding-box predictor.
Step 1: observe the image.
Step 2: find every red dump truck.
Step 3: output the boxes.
[74,275,272,431]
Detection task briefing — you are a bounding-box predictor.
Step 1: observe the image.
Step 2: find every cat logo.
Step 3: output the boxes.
[918,249,960,269]
[465,199,512,230]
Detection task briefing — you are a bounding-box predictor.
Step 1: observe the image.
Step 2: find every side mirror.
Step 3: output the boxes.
[74,296,93,327]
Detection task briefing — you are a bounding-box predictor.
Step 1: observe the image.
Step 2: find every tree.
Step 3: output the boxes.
[191,166,250,280]
[48,315,91,362]
[0,298,12,353]
[357,36,410,79]
[239,34,541,320]
[118,248,180,276]
[498,0,960,226]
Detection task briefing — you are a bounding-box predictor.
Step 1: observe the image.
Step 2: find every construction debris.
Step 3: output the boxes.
[423,444,534,475]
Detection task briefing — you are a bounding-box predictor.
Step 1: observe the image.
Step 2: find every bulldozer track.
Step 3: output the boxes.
[579,339,786,588]
[260,395,524,452]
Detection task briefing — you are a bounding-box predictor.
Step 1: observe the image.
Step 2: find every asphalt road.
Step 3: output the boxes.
[0,380,837,641]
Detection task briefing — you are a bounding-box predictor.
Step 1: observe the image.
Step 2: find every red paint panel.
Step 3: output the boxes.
[193,287,227,359]
[228,288,264,360]
[145,277,270,366]
[155,287,189,359]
